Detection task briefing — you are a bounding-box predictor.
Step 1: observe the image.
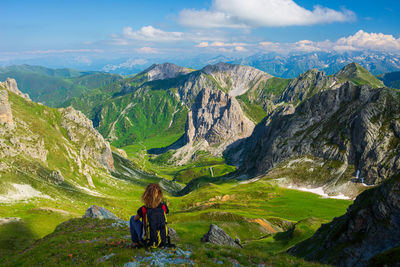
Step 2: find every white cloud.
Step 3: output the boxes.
[334,30,400,51]
[120,26,183,42]
[179,9,247,28]
[136,47,160,54]
[179,0,355,28]
[235,46,247,52]
[195,41,248,47]
[102,58,148,72]
[196,42,209,47]
[258,31,400,53]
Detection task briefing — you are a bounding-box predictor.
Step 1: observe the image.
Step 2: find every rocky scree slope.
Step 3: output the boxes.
[237,81,400,197]
[289,173,400,267]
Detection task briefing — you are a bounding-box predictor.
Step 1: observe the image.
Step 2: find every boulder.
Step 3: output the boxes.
[201,224,241,248]
[49,170,64,185]
[168,227,179,240]
[83,205,120,220]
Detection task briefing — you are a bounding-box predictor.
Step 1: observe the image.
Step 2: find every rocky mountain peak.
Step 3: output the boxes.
[279,68,337,104]
[239,81,400,197]
[142,62,192,81]
[335,62,384,88]
[174,87,255,163]
[0,78,31,101]
[201,62,272,97]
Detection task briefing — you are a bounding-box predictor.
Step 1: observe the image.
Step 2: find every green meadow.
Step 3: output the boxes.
[0,162,351,266]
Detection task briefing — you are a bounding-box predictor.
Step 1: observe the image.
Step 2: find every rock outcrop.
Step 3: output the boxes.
[142,63,192,81]
[0,89,13,126]
[201,224,241,248]
[49,170,65,185]
[240,82,400,190]
[279,69,338,104]
[174,87,255,163]
[83,205,120,220]
[289,174,400,267]
[61,106,114,172]
[0,78,31,101]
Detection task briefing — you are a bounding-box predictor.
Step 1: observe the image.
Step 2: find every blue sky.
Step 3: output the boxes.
[1,0,399,67]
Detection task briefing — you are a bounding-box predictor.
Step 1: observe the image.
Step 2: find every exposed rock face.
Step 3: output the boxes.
[202,62,271,97]
[186,87,254,145]
[201,224,241,248]
[83,205,120,220]
[49,170,65,185]
[176,71,220,105]
[240,82,400,188]
[61,106,114,172]
[279,69,338,103]
[0,89,13,125]
[143,63,192,81]
[175,87,254,163]
[0,78,31,101]
[289,174,400,267]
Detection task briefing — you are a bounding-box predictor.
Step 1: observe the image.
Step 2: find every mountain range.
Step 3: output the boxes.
[98,51,400,79]
[0,59,399,266]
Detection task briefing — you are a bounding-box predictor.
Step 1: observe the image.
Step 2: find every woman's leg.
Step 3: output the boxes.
[129,216,143,243]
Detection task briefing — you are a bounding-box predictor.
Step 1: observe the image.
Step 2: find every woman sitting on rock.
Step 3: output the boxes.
[130,183,170,248]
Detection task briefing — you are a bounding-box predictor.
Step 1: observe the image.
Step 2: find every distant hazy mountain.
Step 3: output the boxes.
[0,65,123,107]
[99,51,400,79]
[230,51,400,78]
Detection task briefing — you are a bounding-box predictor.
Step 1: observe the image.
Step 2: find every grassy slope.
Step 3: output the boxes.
[2,176,350,266]
[336,63,383,88]
[0,90,161,260]
[237,77,291,123]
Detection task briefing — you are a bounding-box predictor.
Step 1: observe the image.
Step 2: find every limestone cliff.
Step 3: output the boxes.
[0,89,13,126]
[174,87,255,163]
[239,82,400,196]
[0,78,31,101]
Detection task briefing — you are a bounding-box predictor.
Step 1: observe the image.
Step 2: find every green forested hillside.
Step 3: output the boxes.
[0,65,123,107]
[378,70,400,89]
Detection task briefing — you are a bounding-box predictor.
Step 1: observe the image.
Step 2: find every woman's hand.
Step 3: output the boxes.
[133,214,140,221]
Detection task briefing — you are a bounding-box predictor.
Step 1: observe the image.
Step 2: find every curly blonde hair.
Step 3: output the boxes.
[142,183,163,208]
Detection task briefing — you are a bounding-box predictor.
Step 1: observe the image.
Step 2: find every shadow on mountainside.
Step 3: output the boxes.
[0,220,37,263]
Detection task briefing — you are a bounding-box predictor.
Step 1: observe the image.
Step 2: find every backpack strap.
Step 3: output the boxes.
[141,206,147,227]
[161,203,166,214]
[141,206,148,242]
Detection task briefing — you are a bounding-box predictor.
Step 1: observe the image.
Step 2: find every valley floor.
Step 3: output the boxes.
[0,172,351,266]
